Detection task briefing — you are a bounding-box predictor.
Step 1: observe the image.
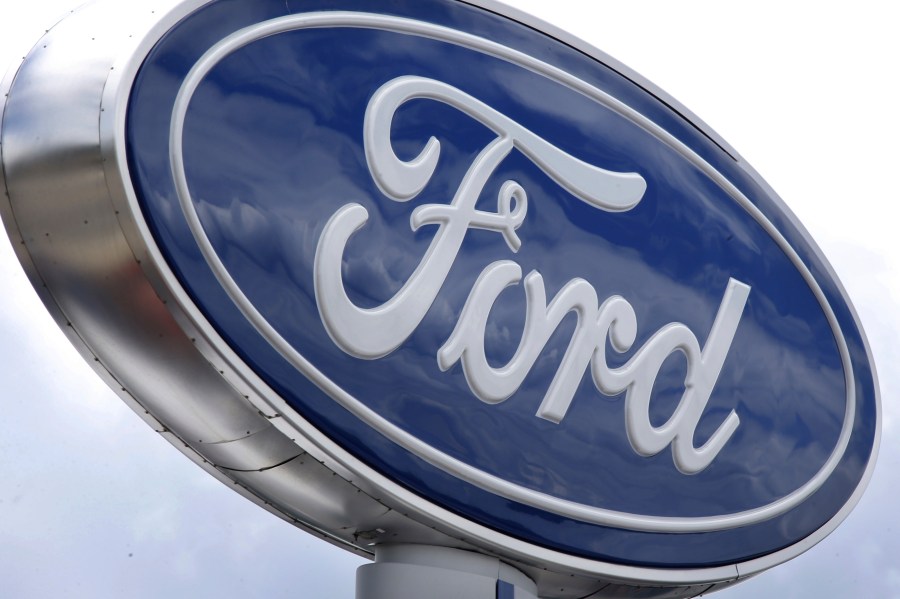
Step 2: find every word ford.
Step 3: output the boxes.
[314,76,750,474]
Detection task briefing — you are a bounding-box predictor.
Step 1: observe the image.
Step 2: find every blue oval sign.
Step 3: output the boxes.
[124,0,878,570]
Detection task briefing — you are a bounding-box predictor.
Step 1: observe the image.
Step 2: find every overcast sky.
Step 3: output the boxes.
[1,2,897,597]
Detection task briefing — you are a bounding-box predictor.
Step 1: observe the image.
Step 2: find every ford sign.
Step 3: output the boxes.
[0,0,879,597]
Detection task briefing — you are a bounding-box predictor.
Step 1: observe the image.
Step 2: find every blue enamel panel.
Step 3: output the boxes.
[124,0,878,569]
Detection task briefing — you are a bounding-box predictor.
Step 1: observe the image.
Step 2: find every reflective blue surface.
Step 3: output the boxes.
[125,0,878,568]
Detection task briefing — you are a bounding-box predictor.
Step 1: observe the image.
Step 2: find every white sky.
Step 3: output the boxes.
[1,1,898,597]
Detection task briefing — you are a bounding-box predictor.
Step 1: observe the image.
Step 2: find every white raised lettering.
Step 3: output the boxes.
[313,75,748,473]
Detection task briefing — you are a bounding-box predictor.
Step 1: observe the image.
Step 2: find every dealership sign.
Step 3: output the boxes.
[0,0,880,596]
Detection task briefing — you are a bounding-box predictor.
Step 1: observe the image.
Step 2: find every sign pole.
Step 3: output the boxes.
[356,545,538,599]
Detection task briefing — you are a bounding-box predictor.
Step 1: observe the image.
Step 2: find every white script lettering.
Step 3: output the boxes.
[313,76,749,473]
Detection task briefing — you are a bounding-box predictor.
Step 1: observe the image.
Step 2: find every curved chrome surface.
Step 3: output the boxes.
[0,0,879,596]
[0,0,378,566]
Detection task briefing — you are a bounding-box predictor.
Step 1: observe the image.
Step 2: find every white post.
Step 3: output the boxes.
[356,544,539,599]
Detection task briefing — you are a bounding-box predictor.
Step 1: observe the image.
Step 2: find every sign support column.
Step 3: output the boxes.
[356,544,538,599]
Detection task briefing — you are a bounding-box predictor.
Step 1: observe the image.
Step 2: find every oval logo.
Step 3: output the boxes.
[125,0,878,569]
